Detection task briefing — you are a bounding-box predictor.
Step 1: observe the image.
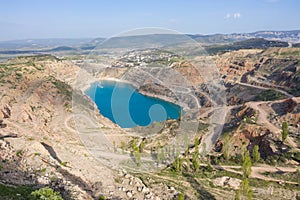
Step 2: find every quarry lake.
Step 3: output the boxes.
[85,80,181,128]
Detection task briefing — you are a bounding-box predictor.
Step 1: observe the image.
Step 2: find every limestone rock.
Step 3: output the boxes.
[213,176,241,190]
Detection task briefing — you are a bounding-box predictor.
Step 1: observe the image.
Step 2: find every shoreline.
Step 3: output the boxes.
[89,78,187,110]
[82,78,186,128]
[137,89,188,110]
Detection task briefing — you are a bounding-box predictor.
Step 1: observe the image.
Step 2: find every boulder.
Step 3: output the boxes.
[213,176,241,190]
[126,190,133,198]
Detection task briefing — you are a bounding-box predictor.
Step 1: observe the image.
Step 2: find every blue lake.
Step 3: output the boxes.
[85,80,181,128]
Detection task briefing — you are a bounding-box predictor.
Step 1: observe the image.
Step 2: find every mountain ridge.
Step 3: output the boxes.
[0,30,299,50]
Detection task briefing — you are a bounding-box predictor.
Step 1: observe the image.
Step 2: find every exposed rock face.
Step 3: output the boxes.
[173,60,204,86]
[0,140,91,199]
[218,49,300,96]
[229,123,275,159]
[223,105,256,133]
[0,56,98,199]
[138,83,178,101]
[271,98,297,116]
[0,46,299,200]
[227,95,243,105]
[216,49,260,82]
[237,106,256,119]
[1,105,11,118]
[112,170,179,200]
[269,98,300,139]
[220,103,278,159]
[0,55,184,200]
[213,176,241,190]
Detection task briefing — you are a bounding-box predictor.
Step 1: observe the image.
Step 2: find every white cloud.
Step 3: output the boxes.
[225,12,241,19]
[233,13,241,19]
[225,13,231,19]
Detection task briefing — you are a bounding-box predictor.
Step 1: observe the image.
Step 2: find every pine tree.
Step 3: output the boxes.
[241,143,247,161]
[281,121,288,142]
[131,139,137,152]
[192,151,200,172]
[234,190,240,200]
[174,156,183,172]
[242,150,252,178]
[194,137,200,147]
[252,145,260,163]
[240,150,253,200]
[222,135,232,161]
[241,178,253,200]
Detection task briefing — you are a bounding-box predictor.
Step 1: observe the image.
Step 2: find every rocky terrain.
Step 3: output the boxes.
[0,45,299,200]
[0,55,184,199]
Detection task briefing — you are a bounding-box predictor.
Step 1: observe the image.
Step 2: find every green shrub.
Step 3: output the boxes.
[255,89,285,101]
[99,195,106,200]
[16,150,23,157]
[177,193,185,200]
[29,187,63,200]
[0,183,35,199]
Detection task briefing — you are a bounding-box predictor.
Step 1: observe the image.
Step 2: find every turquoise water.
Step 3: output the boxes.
[85,80,181,128]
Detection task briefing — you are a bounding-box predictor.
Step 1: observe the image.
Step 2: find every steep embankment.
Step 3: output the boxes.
[0,55,120,199]
[0,55,183,200]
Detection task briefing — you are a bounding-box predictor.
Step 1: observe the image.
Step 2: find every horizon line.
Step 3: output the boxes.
[0,29,299,43]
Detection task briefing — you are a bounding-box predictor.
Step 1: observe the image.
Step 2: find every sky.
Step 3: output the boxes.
[0,0,299,41]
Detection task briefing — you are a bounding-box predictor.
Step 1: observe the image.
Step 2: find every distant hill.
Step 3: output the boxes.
[187,30,300,44]
[188,34,237,44]
[0,38,92,50]
[293,43,300,47]
[224,30,300,43]
[234,38,288,48]
[88,30,300,47]
[0,46,77,54]
[87,34,191,49]
[205,38,289,54]
[0,30,299,56]
[48,46,77,52]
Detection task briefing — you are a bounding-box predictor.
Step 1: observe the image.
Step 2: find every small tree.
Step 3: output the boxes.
[194,137,200,147]
[131,139,138,152]
[192,151,200,172]
[185,156,191,172]
[234,190,240,200]
[120,141,125,153]
[131,139,141,167]
[174,156,183,172]
[241,178,253,200]
[139,140,145,153]
[281,121,288,142]
[134,151,141,167]
[238,150,253,200]
[241,143,247,161]
[242,150,252,178]
[252,145,260,163]
[222,135,232,161]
